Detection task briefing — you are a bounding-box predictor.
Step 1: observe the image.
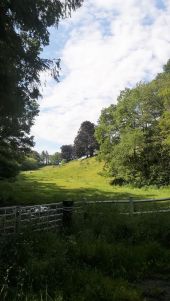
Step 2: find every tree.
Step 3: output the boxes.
[50,152,61,165]
[157,60,170,146]
[60,145,74,162]
[0,0,83,177]
[40,150,50,165]
[40,151,46,165]
[163,59,170,73]
[31,151,41,164]
[45,151,50,165]
[74,121,98,158]
[96,63,170,186]
[21,157,39,171]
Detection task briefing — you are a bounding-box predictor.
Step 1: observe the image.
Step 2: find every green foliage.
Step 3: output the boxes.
[163,59,170,73]
[96,63,170,186]
[50,152,61,165]
[20,151,42,171]
[60,159,67,165]
[60,145,74,162]
[156,71,170,147]
[31,151,41,163]
[0,0,83,178]
[0,153,19,179]
[21,156,39,171]
[1,210,170,300]
[74,121,99,158]
[0,157,169,206]
[40,150,50,165]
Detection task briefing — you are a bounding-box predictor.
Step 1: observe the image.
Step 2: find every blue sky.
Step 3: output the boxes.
[32,0,170,154]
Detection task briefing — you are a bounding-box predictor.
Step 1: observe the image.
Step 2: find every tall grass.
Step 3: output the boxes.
[1,206,170,300]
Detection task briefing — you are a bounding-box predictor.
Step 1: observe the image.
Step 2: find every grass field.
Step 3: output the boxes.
[1,157,170,300]
[1,208,170,300]
[0,157,170,206]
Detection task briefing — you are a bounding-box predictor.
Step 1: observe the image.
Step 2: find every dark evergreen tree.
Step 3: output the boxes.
[60,145,74,162]
[74,121,98,158]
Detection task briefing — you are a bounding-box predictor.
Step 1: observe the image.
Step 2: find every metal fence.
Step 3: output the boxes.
[0,197,170,235]
[0,203,63,235]
[84,197,170,215]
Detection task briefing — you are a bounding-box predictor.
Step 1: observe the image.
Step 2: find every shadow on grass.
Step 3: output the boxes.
[0,174,157,206]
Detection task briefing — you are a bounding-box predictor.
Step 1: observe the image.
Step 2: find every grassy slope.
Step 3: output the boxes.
[0,157,170,206]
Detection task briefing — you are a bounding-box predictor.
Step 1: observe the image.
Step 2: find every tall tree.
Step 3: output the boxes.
[45,151,50,165]
[60,145,74,162]
[50,152,61,165]
[31,151,41,164]
[157,60,170,146]
[40,151,46,165]
[40,150,50,165]
[0,0,83,177]
[74,121,98,158]
[21,153,40,171]
[96,64,170,186]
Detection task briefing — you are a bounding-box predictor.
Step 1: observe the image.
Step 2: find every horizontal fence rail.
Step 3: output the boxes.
[84,197,170,215]
[0,197,170,235]
[0,203,63,235]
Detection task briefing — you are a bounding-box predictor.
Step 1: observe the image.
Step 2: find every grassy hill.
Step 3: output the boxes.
[0,157,170,206]
[1,157,170,300]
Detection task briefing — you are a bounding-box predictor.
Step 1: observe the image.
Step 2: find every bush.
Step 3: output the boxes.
[0,154,20,178]
[109,177,126,186]
[60,159,67,166]
[1,208,170,300]
[21,156,39,171]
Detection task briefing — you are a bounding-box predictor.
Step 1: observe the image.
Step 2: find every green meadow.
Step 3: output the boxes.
[1,158,170,300]
[0,157,170,206]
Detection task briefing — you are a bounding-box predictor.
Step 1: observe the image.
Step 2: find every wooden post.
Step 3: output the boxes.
[129,197,134,215]
[3,208,6,234]
[16,206,21,233]
[62,200,74,228]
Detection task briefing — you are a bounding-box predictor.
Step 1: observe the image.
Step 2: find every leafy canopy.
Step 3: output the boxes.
[96,61,170,186]
[74,121,98,158]
[0,0,83,177]
[60,145,74,162]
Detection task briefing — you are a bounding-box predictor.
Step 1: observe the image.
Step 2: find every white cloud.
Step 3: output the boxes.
[32,0,170,153]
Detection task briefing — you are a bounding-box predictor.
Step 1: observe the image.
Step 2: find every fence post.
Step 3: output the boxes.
[16,206,21,233]
[129,198,134,215]
[3,208,6,234]
[62,200,74,229]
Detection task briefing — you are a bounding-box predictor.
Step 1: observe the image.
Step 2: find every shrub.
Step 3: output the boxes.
[21,156,39,171]
[0,154,20,178]
[109,177,126,186]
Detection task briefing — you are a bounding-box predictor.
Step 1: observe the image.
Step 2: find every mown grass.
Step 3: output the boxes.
[0,157,170,206]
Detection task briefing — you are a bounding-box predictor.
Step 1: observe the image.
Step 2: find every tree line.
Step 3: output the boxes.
[21,61,170,187]
[60,121,99,162]
[95,60,170,186]
[1,1,170,186]
[0,0,83,178]
[21,120,99,170]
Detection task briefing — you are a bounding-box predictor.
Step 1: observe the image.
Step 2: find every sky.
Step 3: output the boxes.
[31,0,170,154]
